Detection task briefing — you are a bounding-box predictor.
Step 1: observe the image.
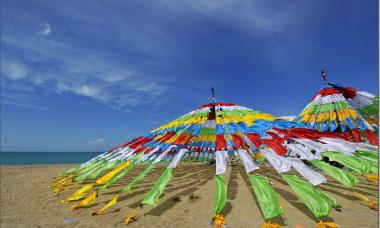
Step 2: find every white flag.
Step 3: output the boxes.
[356,142,378,151]
[287,158,326,186]
[318,138,355,155]
[216,150,228,175]
[153,145,176,164]
[293,138,324,152]
[167,149,187,168]
[286,143,316,160]
[237,149,260,173]
[261,149,291,173]
[141,146,161,162]
[320,137,378,152]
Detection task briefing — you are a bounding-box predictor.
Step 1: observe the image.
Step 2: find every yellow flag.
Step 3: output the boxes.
[53,182,80,196]
[316,221,340,228]
[52,178,73,193]
[262,222,281,228]
[61,183,94,203]
[92,195,119,215]
[50,175,73,187]
[352,190,370,203]
[124,208,141,225]
[51,176,72,188]
[96,161,131,185]
[365,174,378,183]
[71,191,97,210]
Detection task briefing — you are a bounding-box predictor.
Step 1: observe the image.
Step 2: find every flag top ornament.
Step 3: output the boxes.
[51,89,378,227]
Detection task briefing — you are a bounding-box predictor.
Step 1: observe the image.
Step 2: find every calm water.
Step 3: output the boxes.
[0,152,102,165]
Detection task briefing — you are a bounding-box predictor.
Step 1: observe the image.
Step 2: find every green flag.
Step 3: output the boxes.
[74,162,105,182]
[74,160,118,182]
[56,165,81,179]
[141,168,173,207]
[310,160,358,188]
[77,160,102,175]
[121,164,155,193]
[358,96,378,116]
[282,174,336,218]
[214,175,228,214]
[368,161,378,173]
[323,151,372,174]
[355,150,379,164]
[88,160,120,179]
[247,175,283,220]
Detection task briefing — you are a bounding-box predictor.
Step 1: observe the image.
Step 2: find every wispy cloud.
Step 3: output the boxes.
[2,61,27,80]
[1,0,314,112]
[161,0,298,33]
[1,35,173,110]
[38,22,51,36]
[1,93,50,111]
[1,100,50,111]
[88,138,106,146]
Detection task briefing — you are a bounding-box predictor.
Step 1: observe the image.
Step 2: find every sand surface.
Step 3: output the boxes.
[0,163,378,228]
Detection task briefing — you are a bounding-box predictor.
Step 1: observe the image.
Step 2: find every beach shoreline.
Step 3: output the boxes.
[0,164,378,228]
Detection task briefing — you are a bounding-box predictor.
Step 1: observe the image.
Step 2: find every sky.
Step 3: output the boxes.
[1,0,378,152]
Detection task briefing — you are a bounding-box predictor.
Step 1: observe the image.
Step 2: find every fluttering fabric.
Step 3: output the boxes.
[237,149,259,173]
[322,151,372,174]
[216,150,228,175]
[141,168,173,206]
[247,175,283,220]
[282,174,337,218]
[214,175,228,214]
[310,160,358,188]
[261,149,291,173]
[287,158,327,186]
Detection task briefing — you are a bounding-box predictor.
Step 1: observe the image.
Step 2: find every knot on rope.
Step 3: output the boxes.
[316,221,340,228]
[212,214,227,228]
[364,174,378,183]
[124,208,142,225]
[262,221,281,228]
[251,152,263,161]
[369,202,378,211]
[351,190,378,210]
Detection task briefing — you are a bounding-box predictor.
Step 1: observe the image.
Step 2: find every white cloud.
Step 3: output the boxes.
[88,138,106,146]
[161,0,298,33]
[2,61,27,80]
[1,92,50,111]
[39,22,51,36]
[74,85,100,97]
[1,100,50,111]
[1,36,172,110]
[1,0,308,112]
[78,85,99,97]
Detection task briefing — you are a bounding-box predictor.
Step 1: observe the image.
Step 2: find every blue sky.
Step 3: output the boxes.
[1,0,378,152]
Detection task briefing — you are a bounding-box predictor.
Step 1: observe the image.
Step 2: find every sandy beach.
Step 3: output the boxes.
[0,163,378,228]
